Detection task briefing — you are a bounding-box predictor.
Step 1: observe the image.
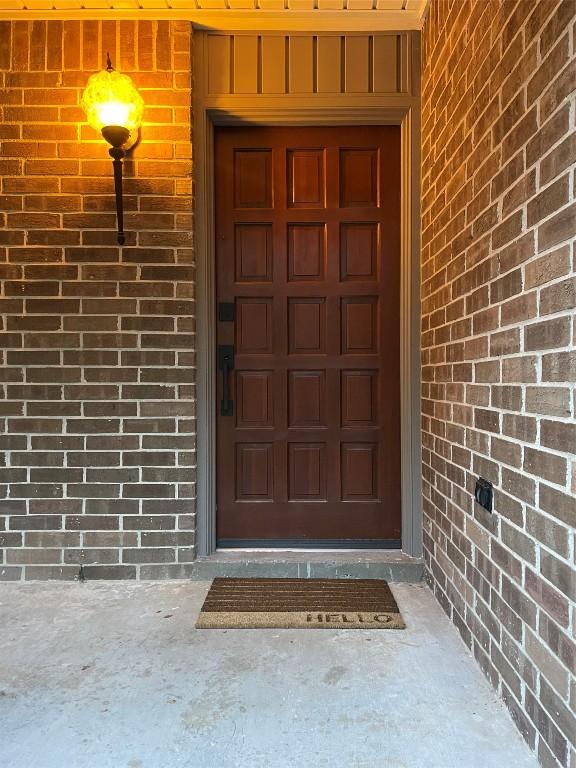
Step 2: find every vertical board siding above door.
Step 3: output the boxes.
[205,32,407,96]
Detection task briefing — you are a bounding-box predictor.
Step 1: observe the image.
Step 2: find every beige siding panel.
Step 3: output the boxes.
[398,32,409,93]
[205,32,409,98]
[316,35,342,94]
[373,34,398,93]
[261,35,286,94]
[207,35,231,95]
[344,36,370,94]
[234,35,259,94]
[288,36,314,93]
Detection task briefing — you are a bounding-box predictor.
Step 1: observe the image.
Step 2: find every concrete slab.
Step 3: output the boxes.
[189,550,425,582]
[0,581,538,768]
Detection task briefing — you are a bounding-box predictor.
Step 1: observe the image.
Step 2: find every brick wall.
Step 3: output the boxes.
[0,21,196,579]
[421,1,575,767]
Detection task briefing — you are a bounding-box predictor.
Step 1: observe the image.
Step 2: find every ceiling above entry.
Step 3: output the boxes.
[0,0,430,31]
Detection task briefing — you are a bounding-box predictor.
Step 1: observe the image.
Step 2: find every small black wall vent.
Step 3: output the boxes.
[474,477,493,513]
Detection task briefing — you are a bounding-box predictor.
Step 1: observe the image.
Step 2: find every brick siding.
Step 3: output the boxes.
[0,21,196,579]
[422,2,575,767]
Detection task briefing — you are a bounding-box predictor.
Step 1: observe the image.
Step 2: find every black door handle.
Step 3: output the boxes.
[218,345,235,416]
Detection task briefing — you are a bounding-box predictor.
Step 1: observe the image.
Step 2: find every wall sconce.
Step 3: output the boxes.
[81,54,144,245]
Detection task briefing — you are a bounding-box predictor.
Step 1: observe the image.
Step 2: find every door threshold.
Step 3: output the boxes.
[188,549,424,582]
[217,547,396,553]
[217,538,401,550]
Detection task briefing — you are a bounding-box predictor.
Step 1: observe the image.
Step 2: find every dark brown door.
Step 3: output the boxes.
[215,126,401,547]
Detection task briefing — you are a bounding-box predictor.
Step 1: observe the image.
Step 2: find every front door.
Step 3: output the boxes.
[215,126,401,547]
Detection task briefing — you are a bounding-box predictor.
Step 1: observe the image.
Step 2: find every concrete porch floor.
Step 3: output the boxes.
[0,581,538,768]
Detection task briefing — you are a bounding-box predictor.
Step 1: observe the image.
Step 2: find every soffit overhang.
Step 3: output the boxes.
[0,0,430,31]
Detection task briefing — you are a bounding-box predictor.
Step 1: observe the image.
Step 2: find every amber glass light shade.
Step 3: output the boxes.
[81,65,143,138]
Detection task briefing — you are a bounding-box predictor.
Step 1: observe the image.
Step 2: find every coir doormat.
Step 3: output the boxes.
[195,577,405,629]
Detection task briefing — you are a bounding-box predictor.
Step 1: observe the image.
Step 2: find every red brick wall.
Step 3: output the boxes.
[421,2,575,766]
[0,21,196,579]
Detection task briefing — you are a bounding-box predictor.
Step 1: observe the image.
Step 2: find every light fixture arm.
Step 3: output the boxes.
[110,146,126,246]
[101,125,130,246]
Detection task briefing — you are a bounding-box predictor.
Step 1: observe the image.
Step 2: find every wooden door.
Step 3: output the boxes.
[215,126,401,547]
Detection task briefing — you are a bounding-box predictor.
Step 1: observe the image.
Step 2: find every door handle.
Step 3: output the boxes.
[218,345,235,416]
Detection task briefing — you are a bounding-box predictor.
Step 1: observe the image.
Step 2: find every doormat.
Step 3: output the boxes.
[195,578,405,629]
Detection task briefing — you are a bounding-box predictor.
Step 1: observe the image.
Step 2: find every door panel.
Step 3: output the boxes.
[215,126,401,546]
[235,224,272,282]
[288,224,325,281]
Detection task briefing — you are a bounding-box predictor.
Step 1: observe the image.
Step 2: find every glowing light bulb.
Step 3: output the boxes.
[95,100,131,129]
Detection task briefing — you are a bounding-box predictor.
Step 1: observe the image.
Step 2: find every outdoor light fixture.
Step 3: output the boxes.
[81,54,144,245]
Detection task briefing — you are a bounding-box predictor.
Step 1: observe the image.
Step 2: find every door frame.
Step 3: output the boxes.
[194,54,422,558]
